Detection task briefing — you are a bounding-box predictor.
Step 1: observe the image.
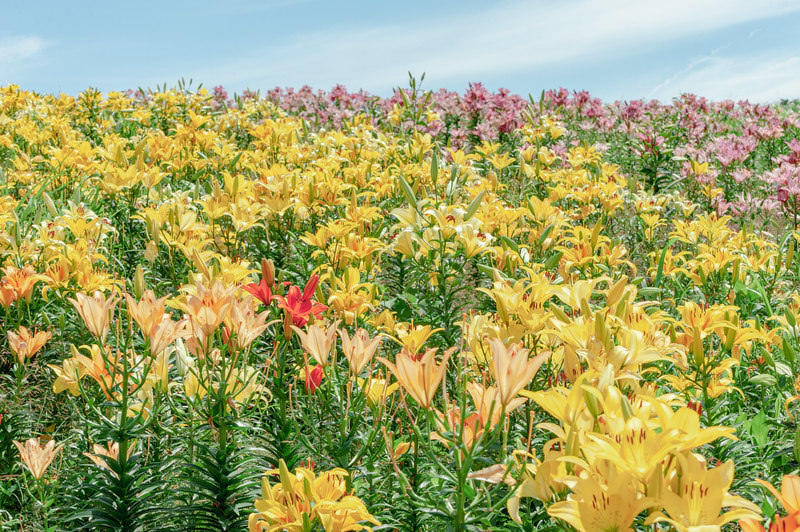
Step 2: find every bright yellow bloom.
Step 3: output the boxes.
[548,464,653,532]
[48,356,83,396]
[392,323,442,356]
[356,375,398,407]
[645,452,760,531]
[248,460,378,532]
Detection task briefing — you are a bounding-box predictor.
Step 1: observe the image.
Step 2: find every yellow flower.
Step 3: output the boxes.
[356,375,398,407]
[379,347,451,409]
[392,323,442,356]
[184,372,208,400]
[488,339,549,407]
[316,497,380,531]
[645,452,760,531]
[7,326,52,364]
[69,291,119,341]
[339,328,382,375]
[505,449,568,522]
[14,437,63,479]
[548,464,654,532]
[48,356,83,396]
[690,159,710,175]
[248,460,378,532]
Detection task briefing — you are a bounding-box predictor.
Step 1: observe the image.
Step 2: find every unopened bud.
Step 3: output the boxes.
[261,258,275,287]
[283,311,293,341]
[133,265,145,299]
[43,192,58,217]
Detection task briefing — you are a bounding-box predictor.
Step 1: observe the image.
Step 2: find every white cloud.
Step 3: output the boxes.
[191,0,800,93]
[0,35,48,76]
[0,35,46,63]
[650,52,800,102]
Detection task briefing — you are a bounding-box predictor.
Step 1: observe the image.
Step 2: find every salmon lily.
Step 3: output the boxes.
[339,328,382,375]
[69,291,119,341]
[14,437,63,480]
[7,326,52,364]
[379,347,451,409]
[488,339,550,407]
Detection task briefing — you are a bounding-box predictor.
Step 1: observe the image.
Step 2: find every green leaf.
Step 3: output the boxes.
[397,175,417,209]
[746,410,770,448]
[463,190,485,221]
[749,374,777,387]
[794,426,800,464]
[498,235,519,252]
[638,287,663,298]
[543,251,562,270]
[654,237,677,288]
[783,337,797,366]
[538,224,554,246]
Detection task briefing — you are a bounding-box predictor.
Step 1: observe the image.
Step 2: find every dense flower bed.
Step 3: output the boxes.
[0,81,799,530]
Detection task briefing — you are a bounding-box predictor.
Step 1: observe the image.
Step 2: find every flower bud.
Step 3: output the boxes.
[261,258,275,287]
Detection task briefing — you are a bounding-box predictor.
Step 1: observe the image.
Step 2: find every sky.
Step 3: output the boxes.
[3,0,800,102]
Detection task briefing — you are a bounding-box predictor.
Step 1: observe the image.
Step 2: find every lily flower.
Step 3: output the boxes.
[14,437,63,480]
[7,326,52,364]
[339,328,382,375]
[278,274,327,327]
[292,320,339,367]
[379,347,451,409]
[488,338,549,407]
[69,291,118,341]
[243,258,278,307]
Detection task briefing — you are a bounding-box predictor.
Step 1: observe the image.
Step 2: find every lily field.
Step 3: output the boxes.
[2,80,800,531]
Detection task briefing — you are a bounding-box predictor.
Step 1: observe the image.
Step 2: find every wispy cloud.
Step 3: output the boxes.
[0,35,46,64]
[0,35,48,77]
[648,47,726,99]
[650,51,800,102]
[190,0,800,93]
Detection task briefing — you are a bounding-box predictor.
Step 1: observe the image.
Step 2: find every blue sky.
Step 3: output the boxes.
[3,0,800,102]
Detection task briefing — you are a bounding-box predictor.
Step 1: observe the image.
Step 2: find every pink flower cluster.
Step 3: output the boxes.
[764,140,800,205]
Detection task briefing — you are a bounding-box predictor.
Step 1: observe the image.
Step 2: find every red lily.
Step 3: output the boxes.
[243,278,276,306]
[277,274,327,327]
[302,365,324,394]
[243,259,278,306]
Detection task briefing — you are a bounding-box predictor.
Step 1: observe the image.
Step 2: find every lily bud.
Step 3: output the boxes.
[261,258,275,287]
[133,265,145,299]
[283,310,293,341]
